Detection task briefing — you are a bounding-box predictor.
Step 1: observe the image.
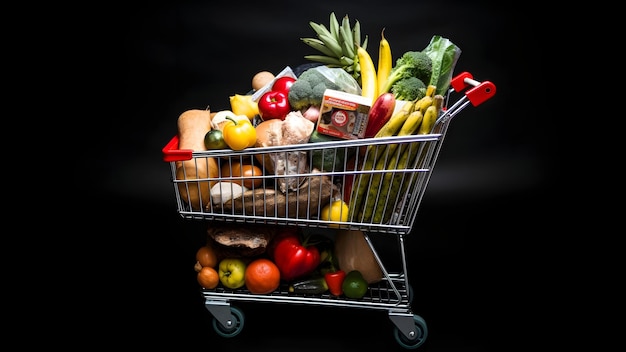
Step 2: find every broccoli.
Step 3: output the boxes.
[380,51,432,96]
[391,76,426,101]
[288,66,340,110]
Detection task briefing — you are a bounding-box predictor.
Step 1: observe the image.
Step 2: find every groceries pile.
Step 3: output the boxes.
[172,12,462,295]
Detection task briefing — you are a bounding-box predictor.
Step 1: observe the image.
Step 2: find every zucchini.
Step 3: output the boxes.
[288,276,329,295]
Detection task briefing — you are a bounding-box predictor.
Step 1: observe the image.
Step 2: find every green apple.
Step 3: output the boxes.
[218,258,247,289]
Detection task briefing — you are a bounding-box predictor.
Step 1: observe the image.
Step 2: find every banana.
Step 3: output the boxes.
[357,45,378,106]
[374,142,418,224]
[309,21,334,40]
[309,21,344,58]
[359,108,423,222]
[381,109,423,170]
[329,12,340,38]
[302,13,368,82]
[303,55,344,66]
[318,33,344,58]
[415,85,437,114]
[340,25,355,58]
[339,56,354,66]
[398,110,424,137]
[352,20,361,49]
[301,37,337,57]
[361,35,369,51]
[340,15,355,58]
[376,28,392,97]
[374,99,416,137]
[418,95,443,134]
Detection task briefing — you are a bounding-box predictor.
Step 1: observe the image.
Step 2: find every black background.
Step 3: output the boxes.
[87,1,549,350]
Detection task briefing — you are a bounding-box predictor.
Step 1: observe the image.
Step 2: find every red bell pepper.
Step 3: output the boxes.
[271,227,321,282]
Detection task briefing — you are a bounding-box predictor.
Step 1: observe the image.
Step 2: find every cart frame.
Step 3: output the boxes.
[162,72,495,349]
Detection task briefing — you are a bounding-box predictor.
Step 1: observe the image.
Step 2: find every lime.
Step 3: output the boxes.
[342,270,368,299]
[204,129,228,150]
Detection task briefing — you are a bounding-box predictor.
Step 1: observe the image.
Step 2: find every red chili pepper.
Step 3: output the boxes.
[271,227,321,282]
[324,269,346,296]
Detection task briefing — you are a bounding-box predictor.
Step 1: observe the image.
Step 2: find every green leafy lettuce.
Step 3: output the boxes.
[422,35,462,96]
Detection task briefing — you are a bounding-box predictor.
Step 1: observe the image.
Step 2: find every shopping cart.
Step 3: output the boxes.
[162,72,495,349]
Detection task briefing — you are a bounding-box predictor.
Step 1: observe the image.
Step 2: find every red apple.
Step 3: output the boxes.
[257,91,291,120]
[272,76,296,95]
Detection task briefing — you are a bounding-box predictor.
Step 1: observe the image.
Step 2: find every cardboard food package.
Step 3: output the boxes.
[316,89,371,140]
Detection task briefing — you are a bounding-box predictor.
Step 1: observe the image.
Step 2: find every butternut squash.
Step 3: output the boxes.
[334,229,383,284]
[175,109,219,210]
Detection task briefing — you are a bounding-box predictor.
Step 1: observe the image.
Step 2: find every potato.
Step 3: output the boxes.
[252,71,275,91]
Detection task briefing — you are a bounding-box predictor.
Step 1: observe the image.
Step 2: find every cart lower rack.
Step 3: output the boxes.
[162,72,495,349]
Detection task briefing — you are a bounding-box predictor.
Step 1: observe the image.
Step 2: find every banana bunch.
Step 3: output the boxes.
[301,12,368,82]
[349,87,445,224]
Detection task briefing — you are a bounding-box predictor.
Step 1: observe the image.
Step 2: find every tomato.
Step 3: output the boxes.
[271,76,296,95]
[257,91,291,121]
[221,162,263,189]
[204,129,228,150]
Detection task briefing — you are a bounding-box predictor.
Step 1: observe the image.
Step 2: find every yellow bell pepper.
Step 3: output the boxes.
[222,117,257,151]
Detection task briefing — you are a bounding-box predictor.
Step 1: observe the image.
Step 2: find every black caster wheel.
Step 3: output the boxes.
[393,314,428,349]
[212,306,245,338]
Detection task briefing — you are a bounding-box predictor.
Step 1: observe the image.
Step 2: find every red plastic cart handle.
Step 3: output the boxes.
[162,135,193,162]
[450,71,496,107]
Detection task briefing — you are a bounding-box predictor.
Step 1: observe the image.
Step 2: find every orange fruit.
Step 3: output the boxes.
[197,266,220,289]
[196,245,218,268]
[220,162,263,189]
[244,258,281,294]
